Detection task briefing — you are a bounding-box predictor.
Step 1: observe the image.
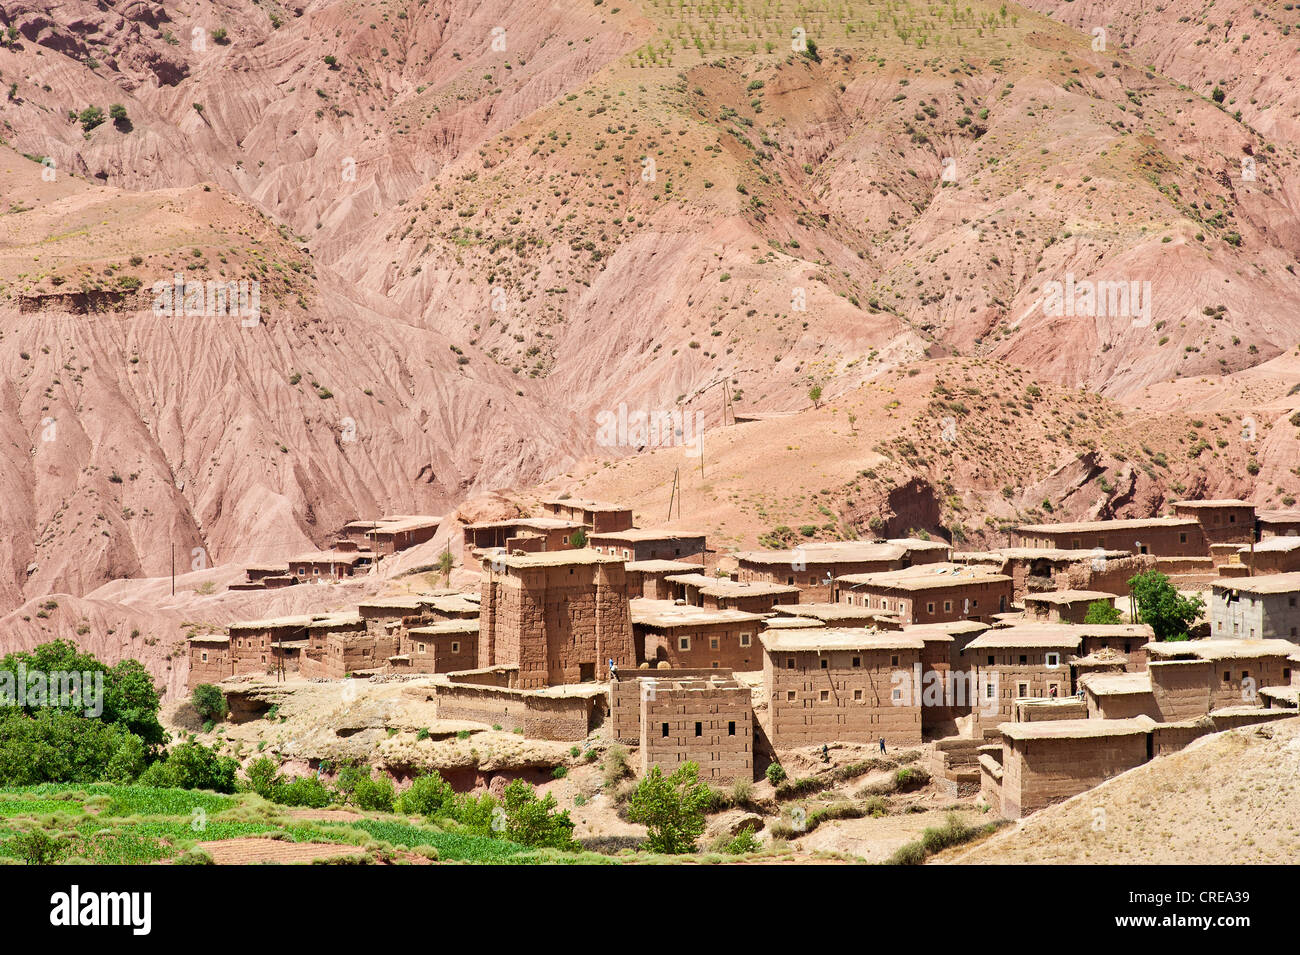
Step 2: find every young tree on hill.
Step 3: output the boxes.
[1128,570,1204,641]
[437,548,454,585]
[1083,600,1124,625]
[625,762,713,854]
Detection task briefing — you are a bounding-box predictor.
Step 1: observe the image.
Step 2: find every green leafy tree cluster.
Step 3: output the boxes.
[625,762,713,854]
[1128,570,1205,641]
[1083,600,1124,625]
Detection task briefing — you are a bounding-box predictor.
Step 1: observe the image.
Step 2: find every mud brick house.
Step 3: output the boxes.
[288,549,374,581]
[1171,499,1255,544]
[1211,573,1300,642]
[624,559,702,599]
[608,667,735,744]
[300,612,369,678]
[478,550,636,688]
[590,528,707,564]
[639,675,753,783]
[664,573,800,614]
[1023,590,1118,624]
[418,593,481,621]
[365,516,442,556]
[833,563,1012,625]
[954,548,1135,600]
[733,538,951,602]
[1074,623,1152,669]
[961,624,1083,724]
[340,520,382,545]
[982,717,1155,819]
[1012,517,1206,558]
[1238,537,1300,576]
[188,634,233,688]
[539,497,634,534]
[1257,510,1300,539]
[463,517,584,561]
[230,564,299,591]
[1145,638,1299,719]
[761,628,925,748]
[395,620,479,673]
[630,599,764,670]
[1078,671,1161,720]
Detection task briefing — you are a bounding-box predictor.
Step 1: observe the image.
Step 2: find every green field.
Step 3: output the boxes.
[0,785,609,865]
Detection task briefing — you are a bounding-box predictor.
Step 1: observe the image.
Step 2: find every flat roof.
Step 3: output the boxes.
[1257,511,1300,524]
[419,594,481,614]
[289,550,368,564]
[408,620,480,636]
[777,603,885,622]
[466,517,584,531]
[1210,572,1300,594]
[759,627,926,653]
[370,515,442,533]
[228,614,316,630]
[999,717,1156,741]
[540,497,631,512]
[358,596,425,612]
[1023,590,1118,605]
[1171,499,1253,508]
[624,559,703,573]
[836,563,1010,591]
[1079,671,1153,696]
[189,634,230,644]
[902,620,990,643]
[762,616,826,629]
[663,573,800,596]
[1145,638,1300,661]
[1015,517,1197,534]
[590,528,706,542]
[488,550,625,569]
[1241,538,1300,554]
[965,624,1085,651]
[733,538,948,566]
[955,548,1131,562]
[306,612,363,630]
[629,599,764,629]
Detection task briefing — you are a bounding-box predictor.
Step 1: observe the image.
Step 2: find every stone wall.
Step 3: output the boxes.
[433,683,598,741]
[609,668,729,744]
[1000,732,1148,819]
[639,680,753,783]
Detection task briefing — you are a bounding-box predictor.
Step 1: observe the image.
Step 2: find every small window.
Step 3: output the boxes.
[201,651,208,663]
[1179,533,1187,544]
[694,722,702,737]
[710,637,719,650]
[679,636,691,651]
[927,602,935,613]
[739,632,752,647]
[662,723,669,738]
[728,721,736,736]
[1019,654,1027,665]
[1045,652,1060,668]
[852,656,861,668]
[418,643,427,654]
[820,658,829,669]
[1241,671,1250,681]
[1224,671,1231,682]
[890,654,899,667]
[1017,682,1029,697]
[891,688,901,701]
[820,690,830,702]
[786,691,796,701]
[451,642,460,653]
[987,655,994,666]
[943,600,952,612]
[853,689,863,701]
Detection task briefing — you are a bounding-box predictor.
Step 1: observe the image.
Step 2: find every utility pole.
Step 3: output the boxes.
[170,544,175,596]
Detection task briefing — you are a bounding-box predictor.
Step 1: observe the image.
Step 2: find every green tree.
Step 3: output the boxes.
[625,762,712,854]
[500,779,577,850]
[78,106,105,131]
[1083,600,1124,625]
[243,755,279,798]
[137,740,238,793]
[9,828,67,865]
[808,384,823,408]
[353,773,396,811]
[1128,570,1204,641]
[397,771,456,817]
[569,528,588,548]
[437,548,454,585]
[191,684,227,723]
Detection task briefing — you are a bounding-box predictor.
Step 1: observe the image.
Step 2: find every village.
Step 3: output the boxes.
[188,496,1300,824]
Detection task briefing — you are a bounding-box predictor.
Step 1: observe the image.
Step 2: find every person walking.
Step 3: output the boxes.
[878,737,886,755]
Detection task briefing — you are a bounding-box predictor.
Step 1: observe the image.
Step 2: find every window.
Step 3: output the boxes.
[711,661,719,669]
[943,600,952,612]
[891,688,901,701]
[1045,652,1060,668]
[820,658,828,669]
[201,651,208,663]
[987,655,995,666]
[786,691,796,701]
[1284,668,1292,682]
[819,690,829,702]
[728,721,736,736]
[890,654,899,667]
[1019,655,1027,665]
[1241,671,1250,681]
[927,602,935,613]
[1224,671,1231,682]
[662,723,670,738]
[786,576,794,585]
[418,643,426,654]
[710,637,719,650]
[739,632,751,647]
[787,658,795,669]
[451,642,460,653]
[1017,682,1029,697]
[694,722,702,737]
[679,636,691,651]
[852,656,861,668]
[1179,533,1187,544]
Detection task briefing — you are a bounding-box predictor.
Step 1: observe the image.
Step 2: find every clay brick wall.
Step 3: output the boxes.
[188,643,233,689]
[640,622,760,670]
[402,632,478,674]
[639,681,753,783]
[841,579,1012,625]
[1150,721,1214,757]
[1056,554,1156,597]
[1149,661,1214,722]
[1018,524,1206,557]
[432,683,595,740]
[1001,732,1148,819]
[1087,692,1160,721]
[1014,698,1088,721]
[479,561,636,688]
[969,651,1072,724]
[609,668,730,744]
[764,648,923,749]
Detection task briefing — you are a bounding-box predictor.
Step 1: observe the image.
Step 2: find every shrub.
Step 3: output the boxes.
[9,828,67,865]
[1084,600,1123,625]
[500,779,577,850]
[78,106,105,132]
[353,774,396,811]
[191,684,228,722]
[603,745,632,787]
[273,775,331,808]
[243,756,278,798]
[887,840,928,865]
[723,824,761,855]
[137,741,238,793]
[625,762,713,854]
[764,762,787,785]
[397,772,456,817]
